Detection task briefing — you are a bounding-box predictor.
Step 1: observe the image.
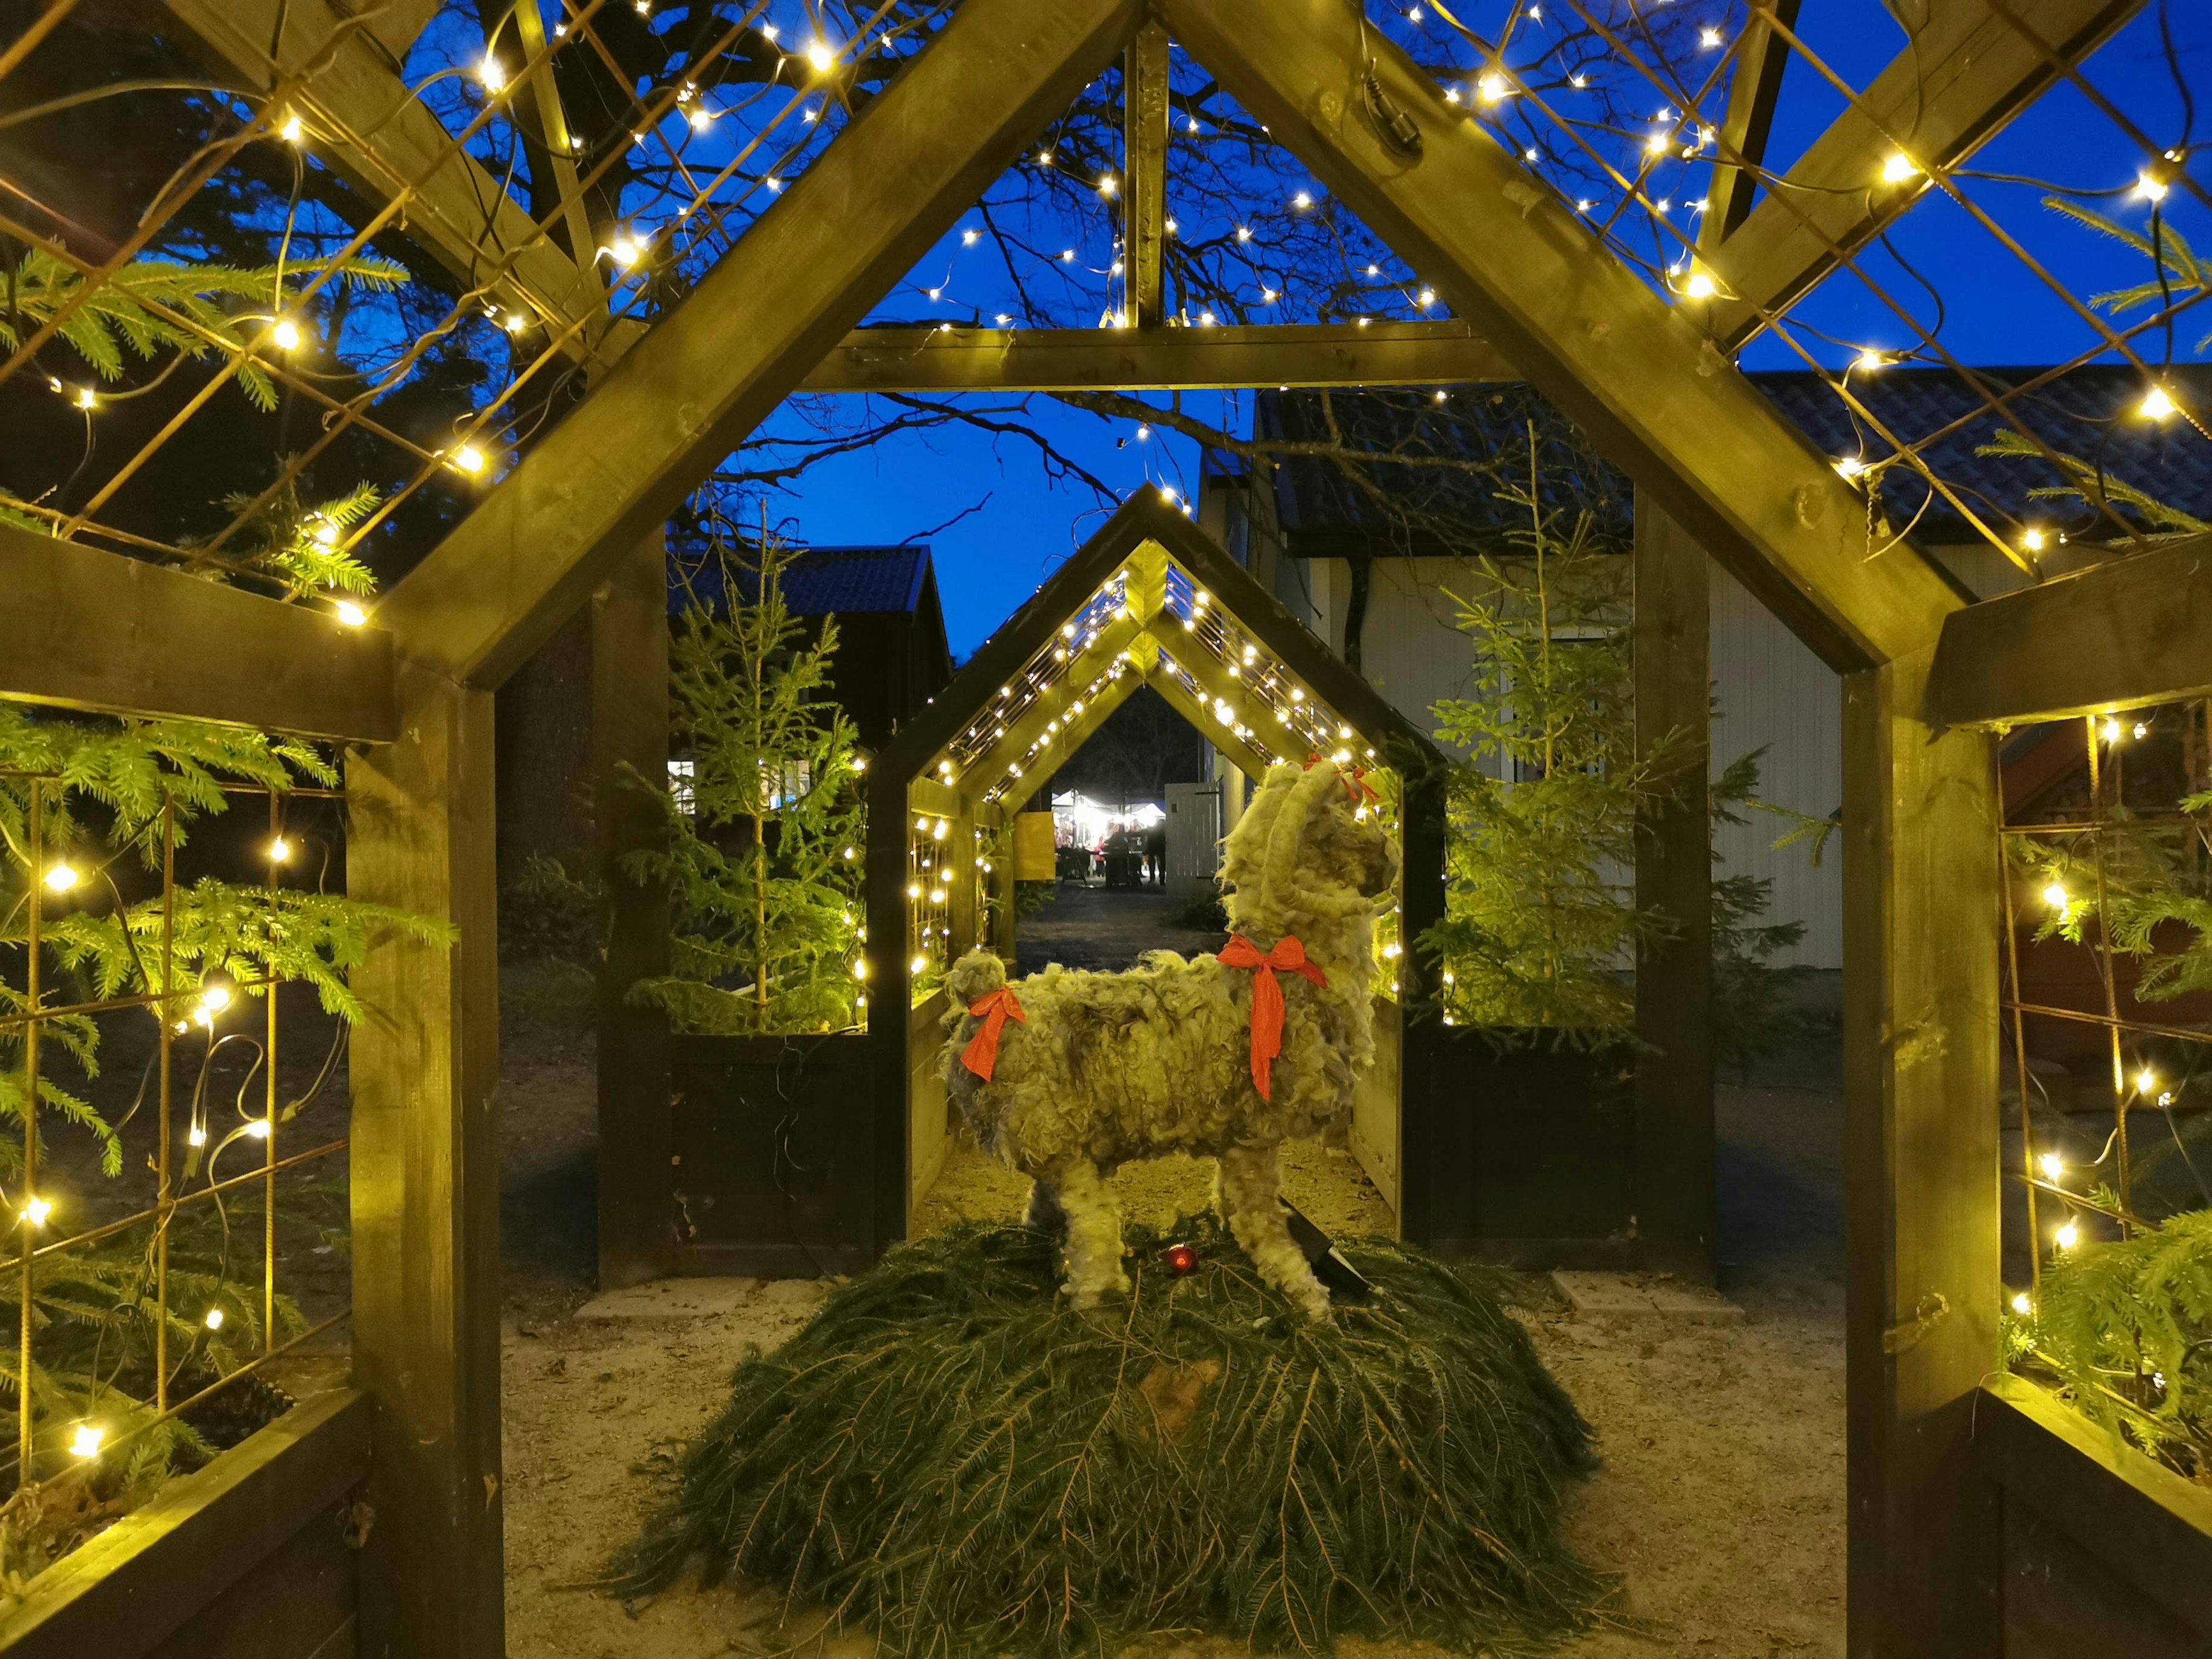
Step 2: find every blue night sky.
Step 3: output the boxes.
[755,2,2209,660]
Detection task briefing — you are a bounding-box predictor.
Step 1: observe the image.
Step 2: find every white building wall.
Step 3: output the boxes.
[1272,550,1850,969]
[1707,562,1842,969]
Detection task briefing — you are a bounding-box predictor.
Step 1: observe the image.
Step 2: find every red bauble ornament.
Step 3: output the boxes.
[1164,1242,1198,1276]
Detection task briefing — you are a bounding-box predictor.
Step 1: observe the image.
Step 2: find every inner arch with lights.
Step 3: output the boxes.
[862,491,1449,1243]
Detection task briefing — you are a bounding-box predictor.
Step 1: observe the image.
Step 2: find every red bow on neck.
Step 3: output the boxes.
[1217,934,1327,1101]
[959,986,1025,1082]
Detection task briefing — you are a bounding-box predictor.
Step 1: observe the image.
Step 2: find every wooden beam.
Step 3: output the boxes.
[1927,535,2212,726]
[1977,1374,2212,1637]
[161,0,626,365]
[1842,650,2002,1658]
[1161,0,1964,675]
[1700,0,1800,246]
[951,614,1147,794]
[594,536,675,1289]
[992,667,1147,817]
[1631,496,1715,1283]
[0,525,396,742]
[1146,665,1276,783]
[346,662,503,1658]
[380,0,1144,690]
[1703,0,2142,346]
[1123,20,1172,328]
[0,1391,369,1658]
[800,319,1514,393]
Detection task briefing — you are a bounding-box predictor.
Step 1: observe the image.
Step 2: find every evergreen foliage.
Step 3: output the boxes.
[0,248,406,414]
[624,534,866,1035]
[2018,1210,2212,1479]
[618,1216,1612,1659]
[1710,753,1811,1070]
[0,709,444,1513]
[1423,448,1679,1037]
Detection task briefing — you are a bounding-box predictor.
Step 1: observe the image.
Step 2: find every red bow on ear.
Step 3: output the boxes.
[959,986,1025,1082]
[1217,934,1327,1101]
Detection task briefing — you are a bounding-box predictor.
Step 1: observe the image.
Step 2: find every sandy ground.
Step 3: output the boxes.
[495,915,1849,1659]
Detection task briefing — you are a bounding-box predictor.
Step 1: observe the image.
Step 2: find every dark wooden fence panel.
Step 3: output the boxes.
[0,1391,368,1659]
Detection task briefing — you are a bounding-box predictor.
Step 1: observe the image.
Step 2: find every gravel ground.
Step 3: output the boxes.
[495,923,1849,1659]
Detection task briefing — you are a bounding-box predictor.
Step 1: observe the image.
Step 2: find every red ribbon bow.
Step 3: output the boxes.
[1216,934,1327,1101]
[959,986,1026,1082]
[1304,753,1380,806]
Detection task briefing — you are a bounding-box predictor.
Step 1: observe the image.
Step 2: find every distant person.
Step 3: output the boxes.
[1144,821,1166,885]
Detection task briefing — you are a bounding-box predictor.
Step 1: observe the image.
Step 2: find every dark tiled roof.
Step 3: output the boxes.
[1254,365,2212,553]
[668,543,935,617]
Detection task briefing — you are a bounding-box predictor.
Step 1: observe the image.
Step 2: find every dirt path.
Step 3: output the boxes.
[498,1025,1847,1659]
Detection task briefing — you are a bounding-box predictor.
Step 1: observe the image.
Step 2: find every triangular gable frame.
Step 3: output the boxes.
[268,0,2021,1642]
[864,493,1449,1243]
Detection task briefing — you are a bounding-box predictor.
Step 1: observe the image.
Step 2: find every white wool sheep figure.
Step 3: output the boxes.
[942,757,1398,1319]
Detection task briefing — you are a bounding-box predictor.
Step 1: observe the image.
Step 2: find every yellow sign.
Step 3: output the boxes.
[1012,812,1057,881]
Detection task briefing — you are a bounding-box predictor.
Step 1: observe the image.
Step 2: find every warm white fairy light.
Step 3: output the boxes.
[2041,880,2068,910]
[279,111,304,143]
[805,38,836,73]
[1477,71,1509,104]
[452,444,487,475]
[204,1307,225,1330]
[335,600,368,627]
[2054,1221,2080,1250]
[70,1424,103,1459]
[22,1198,51,1226]
[2135,174,2169,203]
[479,54,506,93]
[43,863,78,894]
[2140,384,2178,419]
[1881,152,1919,184]
[270,836,293,863]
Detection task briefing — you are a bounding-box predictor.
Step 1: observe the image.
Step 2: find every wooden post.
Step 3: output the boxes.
[346,661,503,1659]
[1633,495,1715,1283]
[1841,651,2002,1658]
[593,535,673,1287]
[1123,20,1171,328]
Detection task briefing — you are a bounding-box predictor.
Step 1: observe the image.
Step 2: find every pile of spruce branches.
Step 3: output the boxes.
[619,1217,1614,1659]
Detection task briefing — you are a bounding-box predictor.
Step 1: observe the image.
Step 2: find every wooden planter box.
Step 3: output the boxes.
[670,1031,875,1278]
[1977,1374,2212,1656]
[1402,1027,1638,1266]
[0,1391,367,1659]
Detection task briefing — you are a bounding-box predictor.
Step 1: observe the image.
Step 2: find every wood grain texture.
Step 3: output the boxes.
[1842,650,2002,1657]
[0,1392,368,1659]
[1927,534,2212,726]
[798,319,1515,393]
[1978,1374,2212,1639]
[0,527,395,741]
[1633,497,1715,1283]
[345,665,504,1659]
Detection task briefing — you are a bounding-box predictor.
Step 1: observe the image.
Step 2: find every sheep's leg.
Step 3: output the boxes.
[1218,1144,1332,1320]
[1022,1178,1066,1236]
[1048,1157,1128,1307]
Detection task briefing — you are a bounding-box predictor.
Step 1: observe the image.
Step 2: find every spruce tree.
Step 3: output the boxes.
[1421,439,1683,1038]
[625,533,866,1035]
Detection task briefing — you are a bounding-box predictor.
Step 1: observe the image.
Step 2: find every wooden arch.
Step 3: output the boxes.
[19,0,2166,1646]
[863,494,1449,1243]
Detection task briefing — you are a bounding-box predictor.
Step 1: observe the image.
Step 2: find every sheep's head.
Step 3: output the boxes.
[1222,759,1397,940]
